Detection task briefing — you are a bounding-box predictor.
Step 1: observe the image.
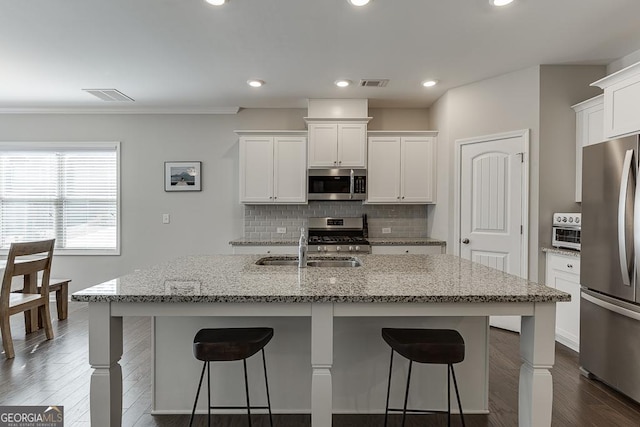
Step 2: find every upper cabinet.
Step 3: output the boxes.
[367,132,437,204]
[306,120,368,168]
[591,62,640,139]
[237,131,307,204]
[572,95,604,203]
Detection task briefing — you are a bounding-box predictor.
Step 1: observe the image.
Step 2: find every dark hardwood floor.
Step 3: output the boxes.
[1,302,639,426]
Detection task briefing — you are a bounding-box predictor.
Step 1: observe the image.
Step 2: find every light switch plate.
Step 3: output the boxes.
[382,227,391,234]
[162,213,170,224]
[276,227,286,234]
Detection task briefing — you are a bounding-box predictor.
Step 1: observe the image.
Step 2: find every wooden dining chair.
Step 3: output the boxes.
[0,239,55,359]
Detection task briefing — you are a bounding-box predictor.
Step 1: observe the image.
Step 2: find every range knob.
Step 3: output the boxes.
[575,217,580,224]
[555,215,562,223]
[355,246,360,251]
[336,246,341,252]
[317,246,322,252]
[348,246,354,252]
[568,217,573,223]
[562,216,567,222]
[323,246,328,252]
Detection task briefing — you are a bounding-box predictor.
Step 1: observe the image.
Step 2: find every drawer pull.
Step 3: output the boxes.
[567,264,573,268]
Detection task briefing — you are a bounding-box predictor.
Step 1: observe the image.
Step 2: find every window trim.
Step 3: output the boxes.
[0,141,121,256]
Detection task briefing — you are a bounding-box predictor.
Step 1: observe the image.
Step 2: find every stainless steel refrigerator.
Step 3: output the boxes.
[581,134,640,403]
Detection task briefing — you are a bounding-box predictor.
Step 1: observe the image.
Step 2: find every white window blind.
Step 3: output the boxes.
[0,143,120,255]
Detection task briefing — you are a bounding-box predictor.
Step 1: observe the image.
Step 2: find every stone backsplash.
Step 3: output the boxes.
[243,202,428,240]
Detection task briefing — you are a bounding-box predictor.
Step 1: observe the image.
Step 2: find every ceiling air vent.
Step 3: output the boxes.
[83,88,134,102]
[359,79,389,88]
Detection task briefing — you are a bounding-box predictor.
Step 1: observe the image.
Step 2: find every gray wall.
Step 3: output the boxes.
[428,66,541,280]
[0,109,307,291]
[428,65,607,283]
[0,107,430,292]
[537,65,605,280]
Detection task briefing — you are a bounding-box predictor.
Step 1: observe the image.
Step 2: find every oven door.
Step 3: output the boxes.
[308,169,366,200]
[552,226,581,250]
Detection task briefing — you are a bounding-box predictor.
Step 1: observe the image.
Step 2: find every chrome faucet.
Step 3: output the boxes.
[298,227,308,268]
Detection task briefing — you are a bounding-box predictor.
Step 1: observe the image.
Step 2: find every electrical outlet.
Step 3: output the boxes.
[382,227,391,234]
[162,213,170,224]
[276,227,286,234]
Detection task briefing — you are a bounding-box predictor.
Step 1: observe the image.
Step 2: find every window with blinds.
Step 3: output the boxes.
[0,142,120,255]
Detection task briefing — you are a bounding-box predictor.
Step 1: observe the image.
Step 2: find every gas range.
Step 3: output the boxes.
[307,217,371,254]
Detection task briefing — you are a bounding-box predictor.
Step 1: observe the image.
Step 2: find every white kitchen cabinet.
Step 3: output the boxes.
[572,95,604,202]
[371,245,444,255]
[232,245,297,255]
[545,252,581,352]
[591,61,640,139]
[307,121,368,168]
[238,131,307,204]
[367,132,437,204]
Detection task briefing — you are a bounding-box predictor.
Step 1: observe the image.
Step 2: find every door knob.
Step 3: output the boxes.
[462,238,470,244]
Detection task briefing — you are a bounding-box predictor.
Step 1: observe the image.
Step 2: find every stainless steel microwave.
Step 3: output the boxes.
[308,169,366,201]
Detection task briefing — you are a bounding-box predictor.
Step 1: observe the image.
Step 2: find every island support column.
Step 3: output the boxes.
[311,303,334,427]
[519,302,556,427]
[89,302,123,427]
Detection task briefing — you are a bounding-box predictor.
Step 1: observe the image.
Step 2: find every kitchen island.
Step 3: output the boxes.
[72,253,569,427]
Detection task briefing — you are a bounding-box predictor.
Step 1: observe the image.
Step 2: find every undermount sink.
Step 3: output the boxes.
[255,256,362,268]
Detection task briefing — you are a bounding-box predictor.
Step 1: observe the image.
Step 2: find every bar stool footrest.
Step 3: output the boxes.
[207,405,271,410]
[387,407,450,414]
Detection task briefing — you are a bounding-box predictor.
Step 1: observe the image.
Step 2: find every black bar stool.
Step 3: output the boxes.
[382,328,466,427]
[189,327,274,427]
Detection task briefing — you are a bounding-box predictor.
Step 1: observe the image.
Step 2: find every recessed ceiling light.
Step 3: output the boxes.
[247,79,264,88]
[335,79,352,88]
[348,0,371,6]
[421,80,438,88]
[490,0,514,6]
[205,0,226,5]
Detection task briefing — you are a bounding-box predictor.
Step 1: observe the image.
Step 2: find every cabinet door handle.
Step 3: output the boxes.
[567,264,573,268]
[405,250,409,254]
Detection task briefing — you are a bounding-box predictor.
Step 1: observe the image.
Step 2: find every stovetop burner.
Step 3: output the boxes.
[307,217,370,253]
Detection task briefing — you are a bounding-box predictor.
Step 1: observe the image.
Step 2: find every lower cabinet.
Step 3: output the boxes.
[545,252,581,352]
[371,245,444,255]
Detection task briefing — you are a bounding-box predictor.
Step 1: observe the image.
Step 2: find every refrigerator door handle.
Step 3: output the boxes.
[635,150,640,291]
[618,149,634,287]
[582,291,640,321]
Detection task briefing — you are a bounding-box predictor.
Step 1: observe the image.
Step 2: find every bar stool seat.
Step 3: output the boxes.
[189,327,274,427]
[193,328,273,361]
[382,328,466,427]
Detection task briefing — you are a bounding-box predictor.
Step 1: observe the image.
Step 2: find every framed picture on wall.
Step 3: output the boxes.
[164,161,202,192]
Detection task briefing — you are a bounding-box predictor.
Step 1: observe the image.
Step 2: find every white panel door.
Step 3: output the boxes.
[239,136,274,203]
[459,132,526,331]
[367,137,400,203]
[337,123,366,168]
[274,136,307,203]
[401,136,435,203]
[308,123,338,167]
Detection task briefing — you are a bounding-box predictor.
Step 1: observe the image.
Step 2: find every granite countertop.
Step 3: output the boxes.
[229,237,446,246]
[72,254,569,304]
[541,247,580,258]
[366,237,445,246]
